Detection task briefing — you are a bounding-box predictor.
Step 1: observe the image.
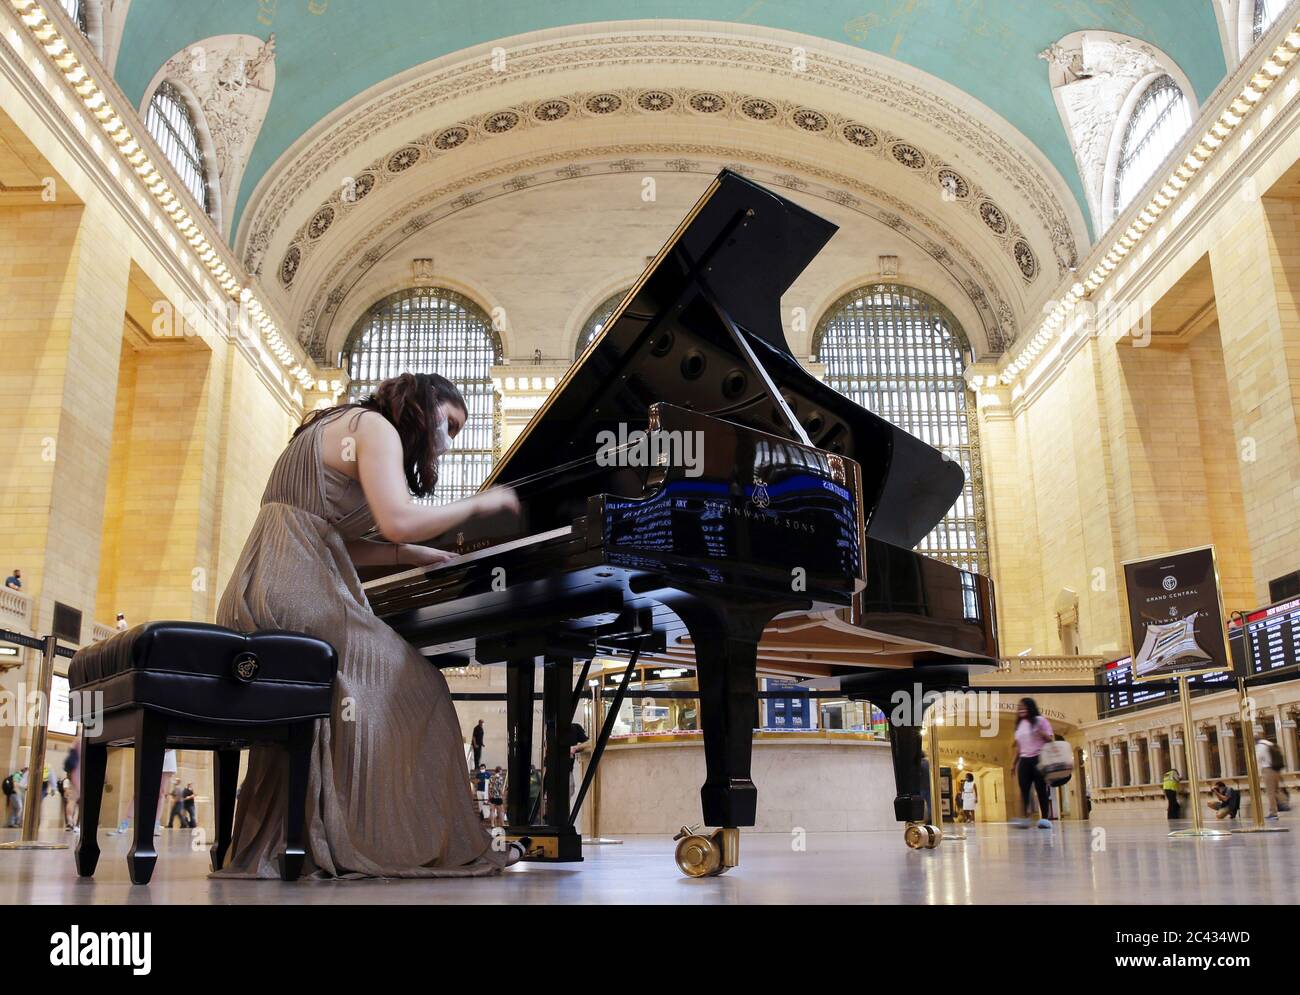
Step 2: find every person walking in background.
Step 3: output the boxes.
[474,763,491,820]
[4,568,21,591]
[487,767,506,829]
[1162,767,1182,819]
[471,720,485,768]
[1255,734,1287,820]
[115,612,128,632]
[167,778,187,828]
[960,773,978,823]
[3,769,18,827]
[13,767,27,828]
[157,750,178,830]
[183,783,197,828]
[63,745,79,830]
[1011,697,1054,829]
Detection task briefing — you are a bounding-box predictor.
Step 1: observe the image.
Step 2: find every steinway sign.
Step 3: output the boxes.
[1121,546,1232,683]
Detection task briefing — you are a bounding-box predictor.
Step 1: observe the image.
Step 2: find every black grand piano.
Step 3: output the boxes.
[365,169,998,875]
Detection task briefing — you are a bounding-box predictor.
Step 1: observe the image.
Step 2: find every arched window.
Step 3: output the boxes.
[575,288,631,359]
[58,0,88,36]
[813,284,986,573]
[1113,74,1191,218]
[144,81,212,215]
[1253,0,1287,41]
[343,288,503,504]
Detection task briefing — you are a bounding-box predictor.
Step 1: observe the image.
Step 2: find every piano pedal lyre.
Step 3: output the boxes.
[903,822,942,850]
[673,825,740,877]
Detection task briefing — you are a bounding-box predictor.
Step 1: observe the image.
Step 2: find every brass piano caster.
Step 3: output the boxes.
[904,822,941,850]
[673,825,740,877]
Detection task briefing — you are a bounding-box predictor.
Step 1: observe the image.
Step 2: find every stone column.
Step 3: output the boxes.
[0,203,130,643]
[1089,743,1106,788]
[1208,196,1300,601]
[1171,730,1186,776]
[1280,709,1298,771]
[1196,724,1214,781]
[1219,721,1237,778]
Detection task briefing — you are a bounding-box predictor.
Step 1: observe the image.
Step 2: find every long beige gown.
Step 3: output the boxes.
[214,410,505,878]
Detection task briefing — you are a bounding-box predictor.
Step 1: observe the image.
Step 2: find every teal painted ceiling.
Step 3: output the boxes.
[113,0,1229,236]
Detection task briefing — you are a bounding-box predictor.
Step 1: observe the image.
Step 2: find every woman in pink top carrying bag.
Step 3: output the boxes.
[1011,697,1054,829]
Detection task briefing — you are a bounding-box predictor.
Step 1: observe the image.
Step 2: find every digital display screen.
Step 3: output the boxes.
[1098,597,1300,717]
[1229,597,1300,676]
[1098,656,1233,717]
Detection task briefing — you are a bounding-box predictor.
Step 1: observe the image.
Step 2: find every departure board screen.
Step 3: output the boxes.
[1098,598,1300,716]
[1098,656,1234,717]
[1230,597,1300,676]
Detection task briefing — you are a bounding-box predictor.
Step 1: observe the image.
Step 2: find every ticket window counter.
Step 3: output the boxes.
[608,666,699,737]
[816,699,889,739]
[603,672,892,739]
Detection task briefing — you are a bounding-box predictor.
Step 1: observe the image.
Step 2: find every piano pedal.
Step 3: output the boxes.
[502,827,583,862]
[903,822,942,850]
[673,825,740,877]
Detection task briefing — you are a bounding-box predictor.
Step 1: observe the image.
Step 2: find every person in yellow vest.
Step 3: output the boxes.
[1162,768,1182,819]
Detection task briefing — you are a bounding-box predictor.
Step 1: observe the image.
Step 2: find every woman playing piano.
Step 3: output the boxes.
[214,372,520,878]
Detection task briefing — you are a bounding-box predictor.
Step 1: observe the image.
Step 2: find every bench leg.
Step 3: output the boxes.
[278,722,312,881]
[74,738,107,877]
[209,749,240,873]
[128,710,166,885]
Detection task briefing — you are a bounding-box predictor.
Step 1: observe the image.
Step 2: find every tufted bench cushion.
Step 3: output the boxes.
[69,621,337,726]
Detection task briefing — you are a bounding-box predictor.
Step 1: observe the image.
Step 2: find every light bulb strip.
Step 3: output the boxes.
[999,16,1300,386]
[6,0,323,400]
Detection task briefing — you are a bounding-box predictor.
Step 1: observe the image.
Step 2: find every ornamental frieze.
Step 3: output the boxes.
[291,149,1019,359]
[238,32,1081,279]
[270,86,1044,294]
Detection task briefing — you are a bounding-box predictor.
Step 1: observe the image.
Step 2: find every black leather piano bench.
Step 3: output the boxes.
[67,621,337,886]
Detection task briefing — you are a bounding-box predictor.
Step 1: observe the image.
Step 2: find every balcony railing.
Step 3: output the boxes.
[0,587,33,633]
[993,655,1105,675]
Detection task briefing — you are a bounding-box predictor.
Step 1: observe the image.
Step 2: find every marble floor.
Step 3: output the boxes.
[0,819,1296,904]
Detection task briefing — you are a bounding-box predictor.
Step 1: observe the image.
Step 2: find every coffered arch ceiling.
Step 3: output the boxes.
[109,4,1230,359]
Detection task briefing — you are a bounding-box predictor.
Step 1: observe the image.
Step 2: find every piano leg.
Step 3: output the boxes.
[504,655,583,862]
[671,600,794,876]
[505,657,536,829]
[541,657,573,827]
[842,664,973,850]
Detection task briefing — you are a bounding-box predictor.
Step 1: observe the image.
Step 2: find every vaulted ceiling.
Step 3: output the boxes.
[105,1,1232,361]
[114,0,1227,233]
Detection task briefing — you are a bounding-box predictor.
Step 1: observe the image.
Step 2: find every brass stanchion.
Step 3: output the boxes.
[1169,673,1230,840]
[0,634,69,851]
[1227,612,1288,834]
[926,712,964,843]
[582,683,621,846]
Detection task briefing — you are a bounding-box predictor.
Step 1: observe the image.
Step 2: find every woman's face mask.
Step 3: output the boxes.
[432,418,453,457]
[431,401,462,457]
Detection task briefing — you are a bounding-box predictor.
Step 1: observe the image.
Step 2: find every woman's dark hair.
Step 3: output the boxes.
[1018,697,1041,722]
[296,372,466,497]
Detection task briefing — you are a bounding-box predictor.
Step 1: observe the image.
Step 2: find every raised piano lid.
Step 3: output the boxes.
[486,168,964,549]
